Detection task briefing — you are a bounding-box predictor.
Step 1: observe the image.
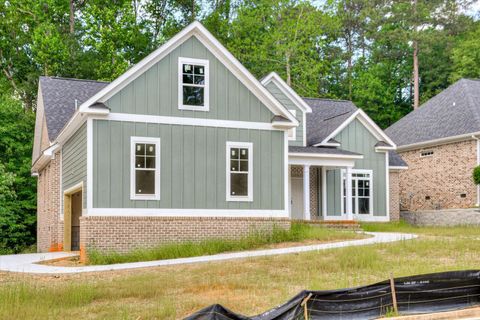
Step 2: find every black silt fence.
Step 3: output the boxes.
[185,270,480,320]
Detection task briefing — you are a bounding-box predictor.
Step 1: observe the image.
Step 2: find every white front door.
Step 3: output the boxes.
[291,177,304,220]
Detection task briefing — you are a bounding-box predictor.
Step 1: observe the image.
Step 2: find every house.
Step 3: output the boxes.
[386,78,480,212]
[32,22,405,255]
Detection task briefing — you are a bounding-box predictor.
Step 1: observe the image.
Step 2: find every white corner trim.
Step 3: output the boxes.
[288,110,297,141]
[260,72,312,113]
[86,118,93,211]
[130,137,161,201]
[226,141,253,202]
[94,113,283,131]
[77,21,298,126]
[178,57,210,111]
[321,167,327,218]
[87,208,289,218]
[302,112,307,147]
[318,109,397,149]
[284,132,289,214]
[385,151,390,220]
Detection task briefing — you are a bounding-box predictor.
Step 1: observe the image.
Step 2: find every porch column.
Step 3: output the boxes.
[345,166,353,220]
[303,165,311,220]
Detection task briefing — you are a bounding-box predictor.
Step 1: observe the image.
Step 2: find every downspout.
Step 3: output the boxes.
[472,135,480,206]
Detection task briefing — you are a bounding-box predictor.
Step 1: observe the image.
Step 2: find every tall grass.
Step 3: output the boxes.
[88,223,360,265]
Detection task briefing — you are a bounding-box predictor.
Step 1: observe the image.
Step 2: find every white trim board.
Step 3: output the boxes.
[395,133,480,152]
[77,21,298,126]
[86,208,289,218]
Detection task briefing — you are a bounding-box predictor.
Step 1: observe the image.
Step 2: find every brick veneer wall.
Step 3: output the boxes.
[389,171,400,221]
[80,216,291,253]
[398,140,478,211]
[290,166,319,219]
[36,151,63,252]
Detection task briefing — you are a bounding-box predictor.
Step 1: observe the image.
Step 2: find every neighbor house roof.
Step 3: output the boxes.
[385,79,480,148]
[303,98,358,146]
[40,76,109,141]
[389,151,408,168]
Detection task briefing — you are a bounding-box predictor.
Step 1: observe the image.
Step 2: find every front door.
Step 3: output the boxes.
[342,170,373,218]
[71,191,82,251]
[291,177,304,219]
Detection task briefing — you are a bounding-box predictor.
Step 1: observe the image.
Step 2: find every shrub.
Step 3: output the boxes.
[473,166,480,185]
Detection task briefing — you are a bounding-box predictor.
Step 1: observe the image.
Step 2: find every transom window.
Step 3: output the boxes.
[130,137,160,200]
[341,170,373,215]
[178,57,209,111]
[226,142,253,202]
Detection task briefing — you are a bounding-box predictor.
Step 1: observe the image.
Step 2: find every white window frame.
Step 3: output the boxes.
[178,57,209,111]
[130,137,161,200]
[226,142,253,202]
[340,169,373,216]
[288,109,297,141]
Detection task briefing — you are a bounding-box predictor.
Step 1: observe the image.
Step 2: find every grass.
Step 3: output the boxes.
[1,221,479,319]
[88,222,362,265]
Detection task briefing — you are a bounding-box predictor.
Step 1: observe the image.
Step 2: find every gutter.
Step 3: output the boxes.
[397,131,480,152]
[31,143,60,175]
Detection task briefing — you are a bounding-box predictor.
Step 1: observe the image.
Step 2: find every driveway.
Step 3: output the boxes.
[0,232,416,274]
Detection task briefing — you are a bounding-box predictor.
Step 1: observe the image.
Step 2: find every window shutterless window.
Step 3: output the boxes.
[130,137,160,200]
[226,142,253,202]
[341,170,373,215]
[178,57,209,111]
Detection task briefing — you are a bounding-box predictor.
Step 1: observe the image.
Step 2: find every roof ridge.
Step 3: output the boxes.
[461,78,480,127]
[302,97,352,103]
[40,76,110,84]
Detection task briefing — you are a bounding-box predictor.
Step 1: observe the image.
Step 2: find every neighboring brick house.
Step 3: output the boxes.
[32,22,405,255]
[386,78,480,212]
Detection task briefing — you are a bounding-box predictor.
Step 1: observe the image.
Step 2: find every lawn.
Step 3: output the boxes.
[1,222,480,319]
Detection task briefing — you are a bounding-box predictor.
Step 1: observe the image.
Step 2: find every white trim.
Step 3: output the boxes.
[289,152,363,159]
[323,214,390,222]
[77,21,298,126]
[226,141,253,202]
[287,110,297,140]
[321,142,342,147]
[389,166,408,171]
[302,112,307,147]
[86,118,93,211]
[385,151,390,220]
[59,148,64,220]
[396,132,480,152]
[340,169,374,217]
[260,72,312,113]
[316,109,397,149]
[178,57,209,111]
[87,208,288,218]
[284,132,289,214]
[321,167,327,218]
[473,135,480,206]
[130,137,161,201]
[94,113,282,131]
[64,181,84,195]
[302,165,311,220]
[289,156,357,168]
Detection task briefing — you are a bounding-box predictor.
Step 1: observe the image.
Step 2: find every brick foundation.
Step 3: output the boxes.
[398,140,477,211]
[389,171,400,221]
[36,151,63,252]
[80,216,291,253]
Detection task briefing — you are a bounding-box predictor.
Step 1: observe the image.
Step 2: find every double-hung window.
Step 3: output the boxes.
[130,137,160,200]
[178,57,209,111]
[226,142,253,202]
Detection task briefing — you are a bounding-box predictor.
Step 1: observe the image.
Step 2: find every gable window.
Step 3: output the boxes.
[288,110,297,140]
[130,137,160,200]
[420,150,434,157]
[226,142,253,202]
[178,57,209,111]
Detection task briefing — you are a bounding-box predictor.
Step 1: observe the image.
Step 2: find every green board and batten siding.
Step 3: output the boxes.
[105,36,275,123]
[62,123,87,208]
[326,119,387,217]
[264,81,304,147]
[92,120,285,210]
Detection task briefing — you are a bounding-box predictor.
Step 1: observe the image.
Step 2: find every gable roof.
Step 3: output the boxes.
[40,76,109,141]
[260,72,312,113]
[386,79,480,148]
[304,98,357,146]
[77,21,298,126]
[389,150,408,168]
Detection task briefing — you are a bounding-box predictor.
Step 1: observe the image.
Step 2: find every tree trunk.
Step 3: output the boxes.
[413,39,419,109]
[286,52,291,86]
[69,0,75,34]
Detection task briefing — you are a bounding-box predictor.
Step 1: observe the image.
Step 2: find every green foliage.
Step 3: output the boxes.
[473,166,480,186]
[451,22,480,81]
[88,222,360,265]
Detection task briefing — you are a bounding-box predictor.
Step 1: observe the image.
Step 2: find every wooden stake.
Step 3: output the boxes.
[301,293,313,320]
[390,273,398,315]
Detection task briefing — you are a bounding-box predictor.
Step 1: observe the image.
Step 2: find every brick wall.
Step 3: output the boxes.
[36,151,63,252]
[80,216,291,253]
[389,171,400,221]
[398,140,477,211]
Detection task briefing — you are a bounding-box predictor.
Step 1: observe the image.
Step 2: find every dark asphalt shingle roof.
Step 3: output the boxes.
[385,79,480,147]
[303,98,358,146]
[389,151,408,168]
[40,76,109,141]
[289,146,362,156]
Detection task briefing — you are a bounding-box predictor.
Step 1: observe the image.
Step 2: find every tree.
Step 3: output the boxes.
[450,21,480,81]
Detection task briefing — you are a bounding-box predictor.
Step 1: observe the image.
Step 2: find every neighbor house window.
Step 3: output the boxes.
[226,142,253,202]
[341,170,373,215]
[178,57,209,111]
[288,110,297,140]
[130,137,160,200]
[420,150,434,157]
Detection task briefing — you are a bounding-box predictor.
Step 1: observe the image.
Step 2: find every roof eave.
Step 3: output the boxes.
[396,132,480,152]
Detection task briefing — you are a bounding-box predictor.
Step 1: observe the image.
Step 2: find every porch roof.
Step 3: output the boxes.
[288,146,363,167]
[289,146,362,157]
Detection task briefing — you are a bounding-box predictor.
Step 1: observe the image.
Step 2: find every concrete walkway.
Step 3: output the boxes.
[0,232,416,274]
